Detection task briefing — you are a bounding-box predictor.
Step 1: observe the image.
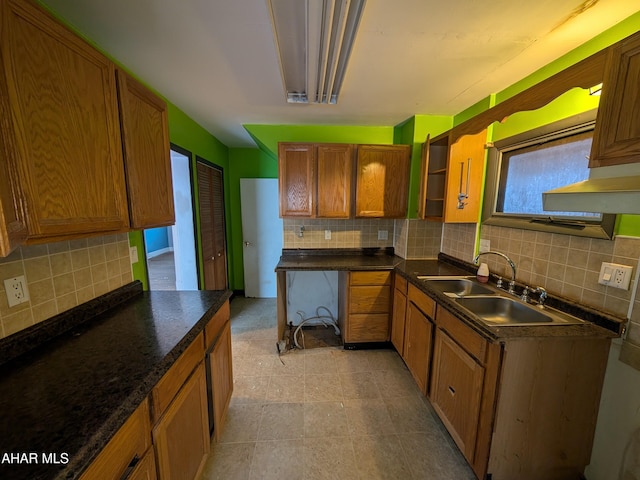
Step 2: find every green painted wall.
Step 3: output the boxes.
[227,148,278,290]
[451,12,640,238]
[244,125,396,156]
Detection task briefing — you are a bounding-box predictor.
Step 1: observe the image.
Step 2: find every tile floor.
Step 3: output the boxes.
[199,296,476,480]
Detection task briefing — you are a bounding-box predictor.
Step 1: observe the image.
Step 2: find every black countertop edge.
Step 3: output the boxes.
[0,281,144,366]
[432,253,623,337]
[281,247,395,257]
[59,289,233,480]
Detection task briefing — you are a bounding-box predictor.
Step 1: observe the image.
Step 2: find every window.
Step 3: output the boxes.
[483,110,615,239]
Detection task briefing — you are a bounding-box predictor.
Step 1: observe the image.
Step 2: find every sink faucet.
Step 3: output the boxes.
[473,251,517,295]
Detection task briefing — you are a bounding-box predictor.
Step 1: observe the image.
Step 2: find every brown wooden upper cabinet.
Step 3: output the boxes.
[278,142,355,218]
[354,144,411,218]
[1,0,129,242]
[590,30,640,168]
[0,0,173,256]
[418,130,487,223]
[278,143,316,217]
[116,69,174,228]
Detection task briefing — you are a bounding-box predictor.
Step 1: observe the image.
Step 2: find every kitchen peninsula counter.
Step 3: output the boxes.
[0,282,231,480]
[275,249,621,343]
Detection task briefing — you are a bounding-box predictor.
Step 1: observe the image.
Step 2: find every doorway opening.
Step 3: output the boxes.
[145,146,198,290]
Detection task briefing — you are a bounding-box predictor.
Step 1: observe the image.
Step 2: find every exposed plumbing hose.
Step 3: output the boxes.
[293,306,340,349]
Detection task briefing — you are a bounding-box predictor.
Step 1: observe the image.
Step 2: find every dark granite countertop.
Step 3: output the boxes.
[276,249,620,342]
[395,256,621,341]
[275,248,402,271]
[0,284,231,480]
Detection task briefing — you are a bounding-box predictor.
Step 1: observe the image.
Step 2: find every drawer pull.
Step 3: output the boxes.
[119,454,140,480]
[448,386,456,396]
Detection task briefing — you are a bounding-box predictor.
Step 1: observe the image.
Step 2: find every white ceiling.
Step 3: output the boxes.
[41,0,639,147]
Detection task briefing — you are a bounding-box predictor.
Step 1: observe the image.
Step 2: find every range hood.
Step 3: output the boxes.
[543,163,640,214]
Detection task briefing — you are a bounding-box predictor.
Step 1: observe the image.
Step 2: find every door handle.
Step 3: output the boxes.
[244,241,251,246]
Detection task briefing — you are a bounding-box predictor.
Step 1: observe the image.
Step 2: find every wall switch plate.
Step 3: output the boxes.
[324,230,331,240]
[4,275,30,307]
[130,246,139,264]
[378,230,388,241]
[598,262,633,290]
[479,239,490,253]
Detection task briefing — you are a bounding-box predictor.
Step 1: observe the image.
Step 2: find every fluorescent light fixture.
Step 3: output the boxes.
[268,0,366,104]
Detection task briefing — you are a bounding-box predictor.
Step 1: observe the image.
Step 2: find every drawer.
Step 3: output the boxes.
[408,283,435,319]
[347,313,390,342]
[350,271,392,286]
[79,399,151,480]
[204,300,230,350]
[436,305,487,364]
[151,332,205,423]
[349,285,391,313]
[394,274,408,294]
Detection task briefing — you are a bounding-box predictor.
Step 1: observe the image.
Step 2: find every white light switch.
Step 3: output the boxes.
[378,230,388,241]
[325,230,331,240]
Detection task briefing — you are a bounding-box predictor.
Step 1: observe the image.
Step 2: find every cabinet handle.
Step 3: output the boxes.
[457,158,471,209]
[119,454,140,480]
[448,385,456,396]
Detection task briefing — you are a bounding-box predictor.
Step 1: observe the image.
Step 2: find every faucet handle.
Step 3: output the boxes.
[492,274,503,288]
[520,285,530,302]
[534,286,548,307]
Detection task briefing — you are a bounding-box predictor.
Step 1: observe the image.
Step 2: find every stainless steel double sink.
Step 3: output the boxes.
[417,276,585,327]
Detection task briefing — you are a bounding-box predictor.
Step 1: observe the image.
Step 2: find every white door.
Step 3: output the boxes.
[240,179,282,297]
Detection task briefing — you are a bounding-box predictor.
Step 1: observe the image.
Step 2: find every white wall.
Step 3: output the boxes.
[586,340,640,479]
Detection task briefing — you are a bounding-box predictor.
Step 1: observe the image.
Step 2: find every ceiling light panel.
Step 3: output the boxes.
[268,0,366,104]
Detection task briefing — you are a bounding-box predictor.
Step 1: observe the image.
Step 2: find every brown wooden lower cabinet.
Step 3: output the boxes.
[430,328,485,461]
[128,449,158,480]
[390,278,407,354]
[393,281,610,480]
[79,399,152,480]
[339,270,392,343]
[404,301,433,394]
[207,321,233,441]
[153,362,210,480]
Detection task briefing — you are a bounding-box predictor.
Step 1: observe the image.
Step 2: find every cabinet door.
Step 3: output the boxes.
[391,288,407,355]
[0,133,26,256]
[153,363,210,480]
[430,328,484,462]
[1,0,129,238]
[209,321,233,441]
[79,399,152,480]
[316,144,354,218]
[355,145,410,218]
[443,130,487,223]
[404,302,433,394]
[116,69,174,228]
[590,31,640,167]
[278,143,315,217]
[128,449,158,480]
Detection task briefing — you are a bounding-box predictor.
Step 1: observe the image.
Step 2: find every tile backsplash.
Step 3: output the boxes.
[0,233,133,339]
[394,219,443,259]
[283,219,395,249]
[478,225,640,318]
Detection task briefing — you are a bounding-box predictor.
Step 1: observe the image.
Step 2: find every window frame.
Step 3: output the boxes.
[482,109,616,240]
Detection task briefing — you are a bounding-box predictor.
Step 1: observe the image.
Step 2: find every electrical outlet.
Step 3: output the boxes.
[4,275,30,308]
[378,230,388,241]
[129,246,139,263]
[479,239,490,253]
[324,230,331,240]
[598,262,633,290]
